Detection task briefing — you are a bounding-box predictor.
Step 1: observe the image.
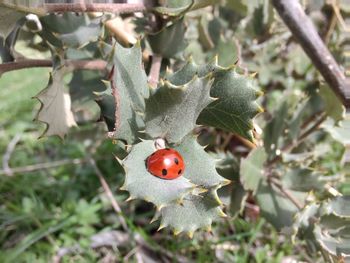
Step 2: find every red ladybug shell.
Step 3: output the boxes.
[146,148,185,180]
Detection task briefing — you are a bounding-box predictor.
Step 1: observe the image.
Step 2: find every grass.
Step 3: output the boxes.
[0,68,312,262]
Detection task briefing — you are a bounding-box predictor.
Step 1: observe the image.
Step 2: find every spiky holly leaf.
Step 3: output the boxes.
[0,6,24,38]
[256,181,306,230]
[173,135,228,188]
[34,66,77,139]
[145,75,214,143]
[159,190,225,236]
[240,147,267,194]
[96,41,149,144]
[154,0,215,16]
[122,140,193,207]
[165,58,262,141]
[147,18,187,59]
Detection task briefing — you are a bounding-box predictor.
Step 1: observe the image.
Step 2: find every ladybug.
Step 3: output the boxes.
[146,148,185,180]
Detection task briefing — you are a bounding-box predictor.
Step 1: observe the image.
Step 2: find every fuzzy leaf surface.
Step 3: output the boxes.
[240,147,267,194]
[34,66,77,139]
[166,59,261,141]
[122,140,193,207]
[174,135,228,188]
[145,75,213,143]
[160,191,224,234]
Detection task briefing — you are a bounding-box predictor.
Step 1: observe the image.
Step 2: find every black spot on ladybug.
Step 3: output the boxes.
[165,148,170,151]
[162,169,167,176]
[178,169,182,175]
[174,158,179,165]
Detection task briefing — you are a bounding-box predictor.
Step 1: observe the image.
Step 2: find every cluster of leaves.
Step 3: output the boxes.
[1,0,350,261]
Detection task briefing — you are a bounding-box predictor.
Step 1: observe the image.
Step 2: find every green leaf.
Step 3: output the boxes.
[97,41,149,144]
[34,66,77,139]
[322,117,350,146]
[145,75,214,143]
[147,18,187,59]
[292,203,320,242]
[166,58,262,141]
[154,0,215,16]
[240,147,267,194]
[314,225,350,260]
[263,101,288,158]
[319,84,345,124]
[159,191,225,235]
[60,19,102,48]
[40,13,103,48]
[95,92,117,132]
[174,135,228,188]
[256,181,306,230]
[0,6,24,39]
[122,140,193,207]
[69,70,106,102]
[282,168,325,192]
[321,196,350,218]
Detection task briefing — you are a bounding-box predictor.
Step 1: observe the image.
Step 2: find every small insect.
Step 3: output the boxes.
[146,148,185,180]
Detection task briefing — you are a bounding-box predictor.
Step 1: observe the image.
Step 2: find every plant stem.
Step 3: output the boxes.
[0,59,107,75]
[148,54,162,88]
[272,0,350,107]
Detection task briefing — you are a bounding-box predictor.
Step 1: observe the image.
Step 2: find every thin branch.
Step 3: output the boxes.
[272,0,350,107]
[2,133,21,176]
[0,59,107,75]
[43,3,146,14]
[88,158,128,232]
[148,54,162,88]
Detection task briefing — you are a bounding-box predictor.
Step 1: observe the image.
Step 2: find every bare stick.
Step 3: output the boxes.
[2,133,21,176]
[148,55,162,88]
[272,0,350,107]
[88,158,128,231]
[43,3,146,14]
[0,59,107,75]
